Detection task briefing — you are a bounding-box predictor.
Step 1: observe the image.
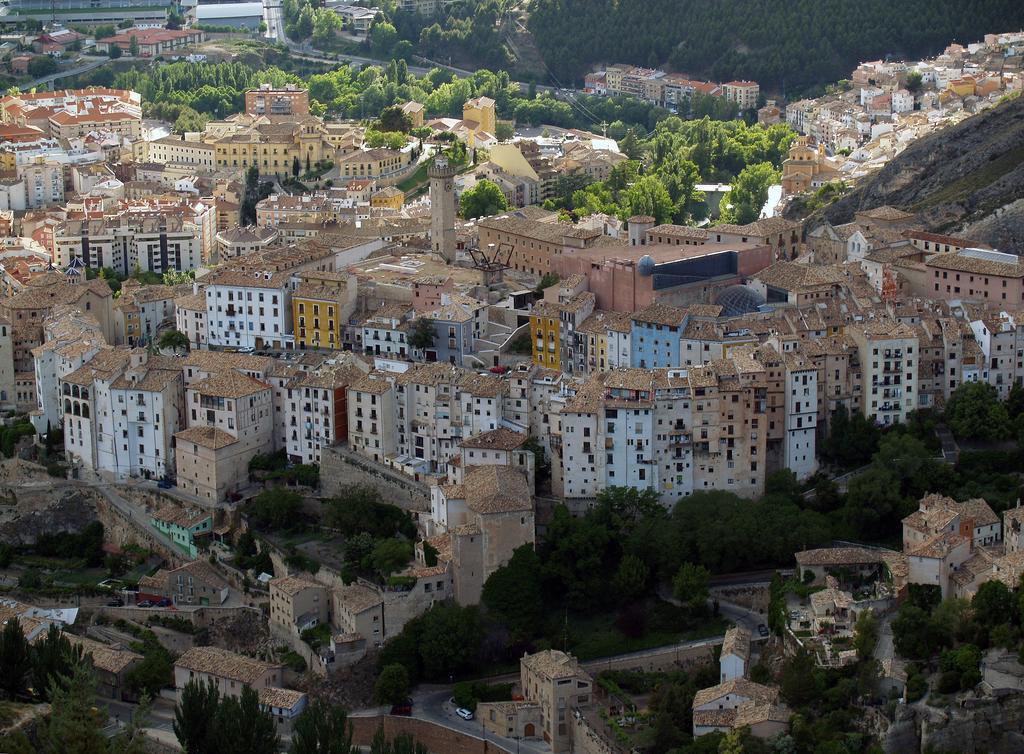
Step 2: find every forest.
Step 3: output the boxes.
[526,0,1024,92]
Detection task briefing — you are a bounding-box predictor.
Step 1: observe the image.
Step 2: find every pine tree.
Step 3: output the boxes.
[0,617,31,699]
[31,624,83,702]
[289,699,354,754]
[40,663,107,754]
[173,679,220,754]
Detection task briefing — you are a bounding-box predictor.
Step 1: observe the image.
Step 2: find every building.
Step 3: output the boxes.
[720,626,751,683]
[722,81,760,110]
[922,247,1024,304]
[95,28,205,57]
[292,271,356,350]
[849,319,920,425]
[195,2,264,29]
[269,575,329,639]
[429,157,457,263]
[522,650,592,753]
[284,359,365,465]
[150,506,212,558]
[692,679,782,737]
[174,371,273,503]
[245,85,310,118]
[138,560,229,606]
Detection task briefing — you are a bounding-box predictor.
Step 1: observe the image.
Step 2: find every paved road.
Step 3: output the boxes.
[19,56,108,92]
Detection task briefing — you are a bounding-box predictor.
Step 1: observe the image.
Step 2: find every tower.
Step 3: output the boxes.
[429,156,457,263]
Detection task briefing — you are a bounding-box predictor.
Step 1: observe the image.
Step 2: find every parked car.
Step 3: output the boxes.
[106,598,124,607]
[157,479,173,489]
[757,623,769,637]
[137,600,153,608]
[390,699,413,716]
[455,707,474,721]
[157,598,172,607]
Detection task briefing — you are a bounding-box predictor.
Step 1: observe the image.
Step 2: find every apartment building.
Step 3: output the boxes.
[204,268,292,351]
[849,319,920,425]
[174,291,208,350]
[292,271,356,350]
[60,348,132,471]
[268,575,329,639]
[361,303,413,358]
[631,303,689,368]
[19,158,63,208]
[346,373,397,464]
[0,88,142,140]
[146,137,216,169]
[722,81,761,110]
[245,85,310,118]
[114,282,190,346]
[284,360,365,465]
[175,371,274,502]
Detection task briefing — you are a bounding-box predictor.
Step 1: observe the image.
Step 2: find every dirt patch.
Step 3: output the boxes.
[304,653,378,711]
[207,610,270,655]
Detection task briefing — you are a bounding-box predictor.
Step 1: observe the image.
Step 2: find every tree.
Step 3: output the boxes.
[973,580,1013,629]
[369,21,398,58]
[128,35,139,57]
[495,121,514,141]
[31,624,82,702]
[0,617,31,699]
[906,70,923,92]
[158,329,189,353]
[249,487,303,531]
[459,179,509,219]
[27,55,58,78]
[892,603,944,660]
[621,175,673,225]
[415,603,483,680]
[174,679,220,754]
[945,382,1012,441]
[214,686,279,754]
[173,106,207,135]
[613,553,649,602]
[719,162,778,225]
[481,545,543,640]
[108,45,122,59]
[377,106,412,133]
[672,562,709,613]
[41,662,146,754]
[289,698,354,754]
[779,648,820,707]
[311,7,341,48]
[374,663,410,707]
[853,610,878,660]
[406,318,436,350]
[369,538,413,577]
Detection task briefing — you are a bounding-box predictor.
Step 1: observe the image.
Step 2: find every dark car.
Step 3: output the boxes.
[757,623,769,637]
[157,598,172,607]
[106,598,124,607]
[390,698,413,716]
[137,600,154,608]
[157,479,173,489]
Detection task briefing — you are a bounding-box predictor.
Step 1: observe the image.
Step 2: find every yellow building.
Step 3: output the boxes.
[401,101,425,128]
[0,149,15,172]
[530,301,560,370]
[463,96,496,137]
[206,117,331,174]
[370,186,404,210]
[948,77,976,98]
[337,148,412,180]
[291,271,354,350]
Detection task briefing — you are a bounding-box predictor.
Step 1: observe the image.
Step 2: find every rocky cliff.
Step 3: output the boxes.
[792,96,1024,252]
[878,693,1024,753]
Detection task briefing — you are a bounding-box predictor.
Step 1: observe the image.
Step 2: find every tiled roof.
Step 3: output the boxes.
[925,250,1024,278]
[721,626,751,662]
[460,465,532,514]
[794,547,889,567]
[335,583,383,613]
[151,506,208,529]
[460,428,527,451]
[258,686,306,710]
[66,635,141,674]
[175,425,238,450]
[858,205,916,221]
[522,650,588,681]
[175,646,277,685]
[633,302,688,327]
[190,371,270,399]
[270,575,322,597]
[692,679,779,709]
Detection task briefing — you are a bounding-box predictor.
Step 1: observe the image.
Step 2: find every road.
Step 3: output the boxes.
[104,696,179,748]
[263,0,284,42]
[19,56,108,92]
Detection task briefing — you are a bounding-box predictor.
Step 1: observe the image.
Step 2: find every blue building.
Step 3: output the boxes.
[630,303,689,368]
[415,301,482,366]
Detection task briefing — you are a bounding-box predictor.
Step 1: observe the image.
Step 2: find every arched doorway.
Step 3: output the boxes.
[524,723,535,738]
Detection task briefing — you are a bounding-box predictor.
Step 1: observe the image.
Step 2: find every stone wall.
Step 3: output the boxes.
[572,714,619,754]
[93,494,184,566]
[581,639,720,675]
[711,585,770,613]
[101,605,261,628]
[320,446,429,512]
[349,715,513,754]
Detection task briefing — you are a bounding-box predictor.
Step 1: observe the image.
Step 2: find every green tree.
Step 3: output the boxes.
[289,698,354,754]
[369,538,413,577]
[459,179,509,219]
[311,7,341,48]
[481,545,543,640]
[374,663,411,706]
[416,603,483,680]
[108,45,122,60]
[945,382,1012,441]
[158,329,189,352]
[672,562,710,612]
[719,161,778,225]
[214,686,279,754]
[27,55,59,78]
[495,121,514,141]
[0,617,31,699]
[128,35,140,57]
[853,610,878,660]
[249,487,303,531]
[621,175,673,224]
[406,318,436,350]
[778,647,820,707]
[174,679,220,754]
[377,106,413,133]
[369,21,398,57]
[30,624,83,702]
[973,579,1013,629]
[906,70,923,92]
[173,106,207,135]
[612,553,649,602]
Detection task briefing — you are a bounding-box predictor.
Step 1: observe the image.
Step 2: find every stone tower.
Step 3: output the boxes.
[429,156,457,263]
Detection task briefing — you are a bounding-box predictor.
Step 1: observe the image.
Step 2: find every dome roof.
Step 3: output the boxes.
[637,255,655,276]
[715,285,766,317]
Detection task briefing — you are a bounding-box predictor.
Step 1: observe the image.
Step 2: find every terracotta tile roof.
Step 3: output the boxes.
[151,506,209,529]
[693,679,779,709]
[335,583,383,613]
[721,626,751,662]
[190,371,270,399]
[925,250,1024,278]
[795,547,890,567]
[460,428,527,451]
[258,686,306,710]
[183,350,273,375]
[733,700,792,727]
[858,205,916,221]
[692,709,736,728]
[633,302,688,327]
[522,650,589,681]
[175,646,278,686]
[460,465,532,514]
[175,425,238,450]
[648,224,709,239]
[66,635,141,674]
[270,575,322,597]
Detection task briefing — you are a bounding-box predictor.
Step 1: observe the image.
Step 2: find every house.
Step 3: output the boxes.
[720,626,751,682]
[33,29,86,55]
[137,559,229,606]
[150,506,213,558]
[268,575,329,639]
[65,634,141,700]
[174,646,307,732]
[691,678,781,737]
[479,650,593,753]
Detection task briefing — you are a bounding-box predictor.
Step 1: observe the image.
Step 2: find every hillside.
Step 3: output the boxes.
[525,0,1024,91]
[795,95,1024,252]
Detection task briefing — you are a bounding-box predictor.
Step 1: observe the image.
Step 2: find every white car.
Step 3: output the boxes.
[455,707,474,721]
